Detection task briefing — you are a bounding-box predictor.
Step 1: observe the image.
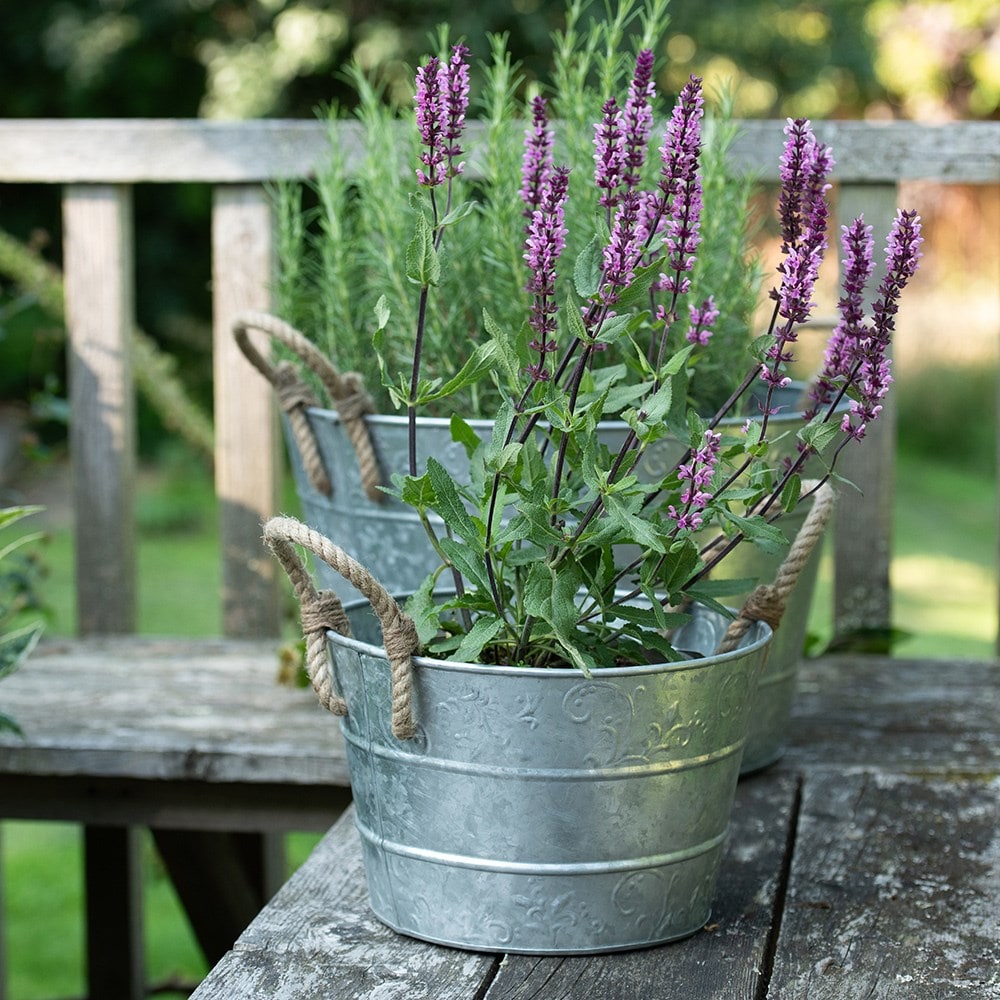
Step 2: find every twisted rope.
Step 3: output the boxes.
[232,311,383,502]
[716,482,835,654]
[263,516,418,739]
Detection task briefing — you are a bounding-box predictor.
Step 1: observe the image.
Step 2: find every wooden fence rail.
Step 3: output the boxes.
[1,118,998,644]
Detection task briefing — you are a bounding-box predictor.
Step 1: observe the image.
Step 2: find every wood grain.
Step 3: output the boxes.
[768,772,1000,999]
[212,186,281,638]
[786,655,999,774]
[0,636,349,787]
[0,119,996,183]
[63,184,137,634]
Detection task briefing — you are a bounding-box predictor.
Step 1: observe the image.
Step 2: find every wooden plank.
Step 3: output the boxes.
[0,119,996,184]
[829,183,899,644]
[84,825,145,1000]
[189,809,500,1000]
[0,774,350,831]
[768,772,999,998]
[63,184,137,634]
[190,775,799,999]
[0,637,350,786]
[212,185,281,638]
[481,773,799,1000]
[786,655,999,774]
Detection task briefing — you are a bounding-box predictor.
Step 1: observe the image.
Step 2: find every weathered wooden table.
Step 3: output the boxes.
[0,637,354,996]
[187,653,999,1000]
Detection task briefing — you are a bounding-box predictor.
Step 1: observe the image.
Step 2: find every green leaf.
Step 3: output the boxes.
[609,602,688,632]
[373,294,390,331]
[404,575,442,646]
[405,212,441,286]
[720,510,789,555]
[484,399,517,470]
[780,474,802,513]
[0,711,23,737]
[0,622,43,680]
[523,561,591,673]
[426,457,481,550]
[593,311,645,346]
[439,199,477,228]
[564,291,590,345]
[797,415,841,456]
[439,537,492,593]
[450,414,482,458]
[574,234,604,299]
[604,493,667,553]
[389,471,436,510]
[611,260,660,311]
[420,340,498,403]
[679,587,737,620]
[655,538,702,593]
[453,614,505,663]
[658,343,695,379]
[482,309,524,390]
[0,506,44,531]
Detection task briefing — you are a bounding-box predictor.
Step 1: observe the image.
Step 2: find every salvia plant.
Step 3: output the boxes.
[346,17,924,673]
[275,0,762,417]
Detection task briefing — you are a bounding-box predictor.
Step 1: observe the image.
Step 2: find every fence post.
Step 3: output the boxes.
[63,184,137,635]
[211,184,281,638]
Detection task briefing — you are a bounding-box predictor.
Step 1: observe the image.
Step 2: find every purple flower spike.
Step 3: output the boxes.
[521,96,554,217]
[806,216,875,419]
[443,44,471,176]
[622,49,656,191]
[777,118,814,252]
[669,429,721,531]
[414,45,469,187]
[602,191,643,304]
[686,296,719,345]
[762,125,834,391]
[658,76,704,206]
[524,165,571,378]
[844,209,923,439]
[414,56,445,187]
[594,97,625,210]
[657,77,704,296]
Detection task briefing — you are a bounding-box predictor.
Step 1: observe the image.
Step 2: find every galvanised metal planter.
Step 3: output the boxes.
[264,517,773,955]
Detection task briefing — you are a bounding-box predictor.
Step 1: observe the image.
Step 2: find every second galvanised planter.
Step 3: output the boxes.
[264,517,773,955]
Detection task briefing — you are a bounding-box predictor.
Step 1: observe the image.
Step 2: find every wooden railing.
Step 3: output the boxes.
[1,118,998,646]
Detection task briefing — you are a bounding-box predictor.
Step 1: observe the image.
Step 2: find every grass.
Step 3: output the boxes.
[2,824,323,999]
[2,388,996,996]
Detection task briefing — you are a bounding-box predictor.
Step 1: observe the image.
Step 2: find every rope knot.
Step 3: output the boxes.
[300,590,351,639]
[334,376,375,423]
[273,361,319,414]
[739,584,785,633]
[382,611,420,664]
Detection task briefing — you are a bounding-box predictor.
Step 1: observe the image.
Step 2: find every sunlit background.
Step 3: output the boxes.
[0,2,997,996]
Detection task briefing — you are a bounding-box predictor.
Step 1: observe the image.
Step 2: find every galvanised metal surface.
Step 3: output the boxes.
[326,602,771,954]
[723,500,825,774]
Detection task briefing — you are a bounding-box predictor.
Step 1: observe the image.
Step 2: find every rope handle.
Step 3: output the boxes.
[262,515,418,739]
[232,311,383,501]
[716,481,835,654]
